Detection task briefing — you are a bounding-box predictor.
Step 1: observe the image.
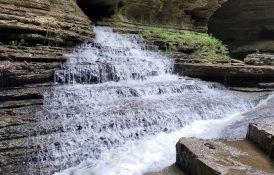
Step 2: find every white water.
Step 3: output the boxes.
[57,94,273,175]
[56,113,243,175]
[34,27,265,175]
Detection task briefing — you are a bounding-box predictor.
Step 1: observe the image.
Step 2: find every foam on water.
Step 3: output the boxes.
[55,27,173,84]
[57,94,273,175]
[32,27,265,175]
[55,113,240,175]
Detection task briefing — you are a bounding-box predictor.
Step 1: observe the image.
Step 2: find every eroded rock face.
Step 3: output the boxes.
[78,0,274,57]
[208,0,274,57]
[0,0,93,46]
[0,1,93,174]
[78,0,224,32]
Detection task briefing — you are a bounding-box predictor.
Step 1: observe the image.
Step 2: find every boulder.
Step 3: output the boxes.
[247,122,274,159]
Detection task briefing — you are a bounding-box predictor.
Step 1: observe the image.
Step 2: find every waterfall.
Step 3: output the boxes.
[31,27,261,175]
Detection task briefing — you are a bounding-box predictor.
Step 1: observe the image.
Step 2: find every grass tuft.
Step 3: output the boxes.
[140,27,230,62]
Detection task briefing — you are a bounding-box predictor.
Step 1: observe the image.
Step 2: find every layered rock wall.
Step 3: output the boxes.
[0,1,93,174]
[0,0,93,88]
[0,0,93,46]
[78,0,274,56]
[208,0,274,57]
[78,0,224,32]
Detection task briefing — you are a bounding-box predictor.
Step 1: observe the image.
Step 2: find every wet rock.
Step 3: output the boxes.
[175,63,274,87]
[258,82,274,89]
[220,94,274,139]
[176,138,274,175]
[178,46,195,54]
[167,52,194,60]
[158,46,168,51]
[231,59,244,64]
[229,87,274,92]
[154,40,167,47]
[146,164,185,175]
[247,122,274,159]
[244,53,274,66]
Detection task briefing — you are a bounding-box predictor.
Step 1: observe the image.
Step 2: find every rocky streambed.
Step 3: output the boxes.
[1,25,274,175]
[1,1,274,175]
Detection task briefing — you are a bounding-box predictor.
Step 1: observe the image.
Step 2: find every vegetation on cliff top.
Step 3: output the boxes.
[140,27,230,62]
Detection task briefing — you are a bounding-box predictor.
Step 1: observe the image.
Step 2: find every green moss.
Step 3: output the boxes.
[140,27,230,62]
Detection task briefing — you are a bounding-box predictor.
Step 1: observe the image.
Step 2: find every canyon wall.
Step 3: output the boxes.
[1,1,274,174]
[78,0,274,56]
[78,0,224,32]
[0,0,93,46]
[0,1,93,174]
[0,0,94,88]
[209,0,274,57]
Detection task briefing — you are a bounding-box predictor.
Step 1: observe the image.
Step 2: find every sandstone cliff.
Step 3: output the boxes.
[0,0,93,88]
[0,0,93,46]
[79,0,274,56]
[78,0,224,32]
[0,1,274,175]
[0,1,93,174]
[209,0,274,57]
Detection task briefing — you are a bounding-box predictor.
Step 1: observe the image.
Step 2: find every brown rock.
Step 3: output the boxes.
[178,46,195,54]
[0,0,93,46]
[176,138,274,175]
[247,122,274,160]
[78,0,224,32]
[244,53,274,66]
[154,40,167,47]
[175,63,274,87]
[209,0,274,57]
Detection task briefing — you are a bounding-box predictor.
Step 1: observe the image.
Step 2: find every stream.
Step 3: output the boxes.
[33,27,268,175]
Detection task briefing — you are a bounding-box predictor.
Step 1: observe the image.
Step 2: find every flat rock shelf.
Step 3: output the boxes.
[176,138,274,175]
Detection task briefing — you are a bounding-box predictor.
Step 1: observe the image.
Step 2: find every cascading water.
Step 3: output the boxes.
[32,27,265,175]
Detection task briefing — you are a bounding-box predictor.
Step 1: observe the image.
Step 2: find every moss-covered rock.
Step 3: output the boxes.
[140,27,230,63]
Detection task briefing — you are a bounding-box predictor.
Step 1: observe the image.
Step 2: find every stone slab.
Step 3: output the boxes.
[247,122,274,159]
[175,63,274,87]
[176,138,274,175]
